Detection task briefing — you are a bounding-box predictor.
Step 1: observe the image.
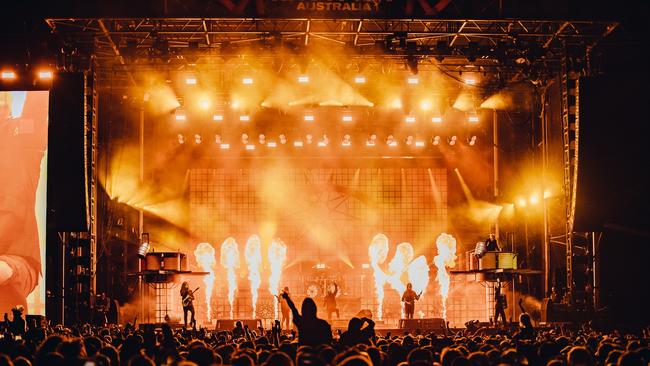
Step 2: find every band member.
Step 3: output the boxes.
[180,282,196,329]
[279,286,292,330]
[401,283,421,319]
[485,233,501,251]
[94,293,109,326]
[323,282,339,323]
[494,280,507,327]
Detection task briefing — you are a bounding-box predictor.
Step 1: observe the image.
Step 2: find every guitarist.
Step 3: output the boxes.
[401,283,422,319]
[180,282,197,329]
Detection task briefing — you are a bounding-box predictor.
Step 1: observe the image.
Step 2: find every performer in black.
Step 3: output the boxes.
[279,286,292,330]
[485,233,501,251]
[494,280,507,327]
[323,282,339,323]
[180,282,196,329]
[94,293,109,326]
[401,283,421,319]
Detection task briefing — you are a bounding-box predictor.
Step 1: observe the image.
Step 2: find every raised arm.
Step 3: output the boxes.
[333,283,338,296]
[282,292,300,323]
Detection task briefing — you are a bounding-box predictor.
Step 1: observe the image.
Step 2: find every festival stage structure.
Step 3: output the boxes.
[42,13,618,328]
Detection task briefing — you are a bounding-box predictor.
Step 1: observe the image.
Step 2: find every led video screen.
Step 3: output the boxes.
[0,91,48,316]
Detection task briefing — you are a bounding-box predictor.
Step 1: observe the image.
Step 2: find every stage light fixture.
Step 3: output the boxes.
[259,134,266,144]
[318,134,329,147]
[304,114,314,121]
[220,143,230,150]
[185,76,197,85]
[405,116,416,123]
[198,98,211,110]
[529,194,539,205]
[1,70,16,80]
[38,70,53,80]
[246,144,255,150]
[517,197,527,207]
[420,100,431,111]
[241,133,249,144]
[298,75,309,83]
[240,115,250,121]
[389,98,403,109]
[405,136,414,146]
[342,134,351,146]
[174,108,186,121]
[468,114,479,123]
[432,136,441,145]
[213,114,224,121]
[279,134,288,144]
[242,77,254,85]
[387,135,398,147]
[177,134,185,144]
[361,263,370,269]
[137,235,151,259]
[407,77,419,85]
[366,134,377,146]
[215,135,222,144]
[342,115,353,122]
[464,78,476,85]
[315,263,326,269]
[432,116,443,124]
[294,140,304,147]
[415,140,425,147]
[468,135,477,146]
[194,134,202,144]
[306,134,313,144]
[354,76,366,84]
[267,141,277,148]
[448,135,457,145]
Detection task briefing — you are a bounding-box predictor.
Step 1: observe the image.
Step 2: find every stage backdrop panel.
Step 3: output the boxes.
[188,167,447,266]
[0,91,49,316]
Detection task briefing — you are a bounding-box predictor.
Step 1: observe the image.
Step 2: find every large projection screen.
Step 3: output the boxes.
[0,91,48,315]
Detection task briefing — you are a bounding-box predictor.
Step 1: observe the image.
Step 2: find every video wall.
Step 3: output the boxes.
[0,91,49,316]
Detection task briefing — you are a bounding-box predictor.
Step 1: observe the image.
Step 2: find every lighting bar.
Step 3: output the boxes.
[317,141,327,147]
[298,75,309,83]
[185,77,197,85]
[432,136,441,145]
[220,143,230,150]
[405,116,416,123]
[342,141,351,147]
[245,144,255,150]
[468,114,479,123]
[242,77,254,85]
[1,71,16,80]
[354,76,366,84]
[388,141,398,147]
[240,115,250,121]
[407,77,419,84]
[267,141,277,148]
[304,115,314,121]
[449,136,457,145]
[366,141,376,146]
[213,114,224,121]
[174,109,186,121]
[361,263,370,269]
[294,141,304,147]
[415,141,425,147]
[38,70,53,80]
[465,78,476,85]
[432,116,443,123]
[342,115,353,122]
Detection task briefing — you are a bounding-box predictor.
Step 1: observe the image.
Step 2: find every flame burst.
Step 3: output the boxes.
[194,242,217,322]
[433,233,457,319]
[220,237,240,319]
[268,239,287,319]
[245,235,262,318]
[368,234,389,319]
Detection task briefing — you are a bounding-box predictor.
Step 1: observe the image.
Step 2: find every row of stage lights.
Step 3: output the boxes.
[182,74,478,87]
[177,133,478,149]
[174,109,480,124]
[0,68,54,82]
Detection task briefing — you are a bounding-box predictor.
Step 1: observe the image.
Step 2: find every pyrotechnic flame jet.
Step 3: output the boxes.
[194,242,217,322]
[433,233,457,319]
[268,239,287,319]
[245,235,262,318]
[368,234,389,319]
[220,237,240,319]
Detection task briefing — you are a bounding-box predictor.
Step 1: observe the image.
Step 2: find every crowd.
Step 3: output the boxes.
[1,295,649,366]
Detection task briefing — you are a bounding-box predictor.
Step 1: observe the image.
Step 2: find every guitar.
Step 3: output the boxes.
[183,287,199,307]
[402,291,423,306]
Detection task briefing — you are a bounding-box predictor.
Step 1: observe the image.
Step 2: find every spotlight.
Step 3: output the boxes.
[530,194,540,205]
[294,140,304,147]
[432,135,441,145]
[387,135,398,147]
[517,197,527,207]
[177,134,185,144]
[468,135,477,146]
[432,116,443,124]
[468,114,479,123]
[354,76,366,84]
[407,77,419,85]
[242,77,254,85]
[174,108,186,121]
[215,134,222,144]
[405,116,416,123]
[464,78,476,85]
[240,115,250,121]
[279,134,287,144]
[405,135,414,146]
[185,76,197,85]
[198,98,211,110]
[342,114,353,122]
[366,134,377,146]
[390,98,403,109]
[318,134,329,147]
[220,143,230,150]
[315,263,326,269]
[342,134,351,146]
[194,134,202,144]
[415,140,425,147]
[259,134,266,144]
[1,70,16,80]
[246,144,255,150]
[241,133,249,144]
[448,135,457,145]
[38,70,54,80]
[306,134,313,144]
[420,100,431,111]
[298,75,309,83]
[213,114,224,121]
[267,141,277,148]
[304,114,314,121]
[361,263,370,269]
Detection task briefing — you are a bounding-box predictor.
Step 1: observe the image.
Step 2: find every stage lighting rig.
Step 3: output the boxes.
[448,135,457,145]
